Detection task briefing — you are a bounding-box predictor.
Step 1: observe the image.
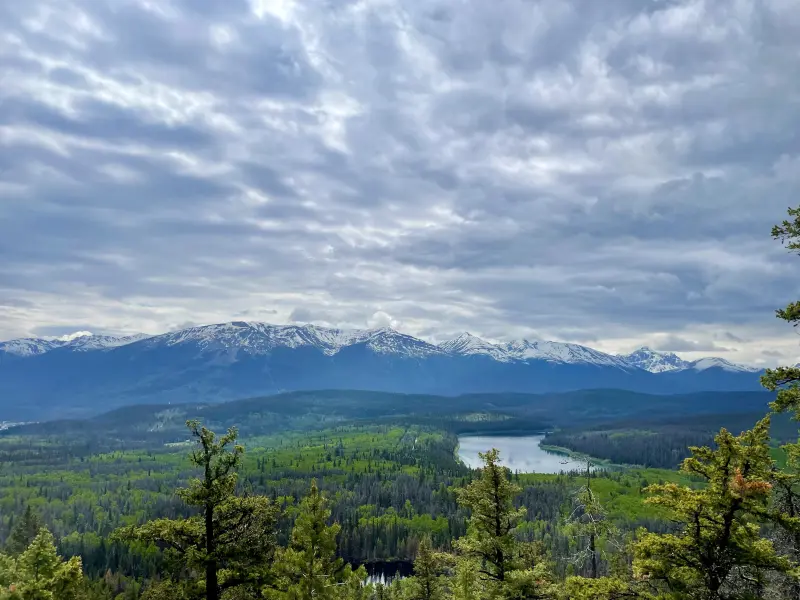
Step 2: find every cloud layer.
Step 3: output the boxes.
[1,0,800,365]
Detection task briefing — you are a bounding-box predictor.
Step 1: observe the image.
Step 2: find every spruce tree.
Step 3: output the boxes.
[5,506,43,556]
[0,527,84,600]
[563,460,616,579]
[454,449,554,599]
[762,206,800,415]
[116,420,279,600]
[757,204,800,597]
[451,557,481,600]
[274,479,364,600]
[455,449,525,585]
[408,536,448,600]
[633,417,795,599]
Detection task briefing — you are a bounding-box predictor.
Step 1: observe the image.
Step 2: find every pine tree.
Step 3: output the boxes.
[451,557,481,600]
[274,479,364,600]
[5,506,43,556]
[455,449,525,585]
[115,420,279,600]
[761,206,800,415]
[454,449,554,599]
[407,536,448,600]
[0,527,84,600]
[563,459,617,579]
[633,417,796,599]
[756,205,800,597]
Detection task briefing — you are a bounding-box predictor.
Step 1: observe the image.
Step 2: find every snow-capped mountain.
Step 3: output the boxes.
[689,357,762,373]
[0,322,768,420]
[0,337,66,358]
[616,347,763,374]
[500,339,633,369]
[438,333,512,361]
[65,333,152,351]
[617,347,690,373]
[1,322,759,372]
[0,332,151,357]
[139,322,445,358]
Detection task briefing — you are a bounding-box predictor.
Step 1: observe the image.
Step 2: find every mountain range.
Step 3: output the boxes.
[0,322,765,420]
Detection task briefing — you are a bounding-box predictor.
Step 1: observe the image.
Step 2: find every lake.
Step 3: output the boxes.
[457,434,588,474]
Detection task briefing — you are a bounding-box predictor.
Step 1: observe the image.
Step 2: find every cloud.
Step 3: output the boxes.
[0,0,799,367]
[649,335,731,353]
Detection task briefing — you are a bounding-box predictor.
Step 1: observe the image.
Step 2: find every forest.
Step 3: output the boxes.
[1,212,800,599]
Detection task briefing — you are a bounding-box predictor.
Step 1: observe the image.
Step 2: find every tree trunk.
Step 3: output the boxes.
[206,502,219,600]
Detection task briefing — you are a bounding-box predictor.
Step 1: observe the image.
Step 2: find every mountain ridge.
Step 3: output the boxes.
[0,321,767,421]
[0,321,759,373]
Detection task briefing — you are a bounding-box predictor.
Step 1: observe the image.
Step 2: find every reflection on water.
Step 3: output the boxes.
[457,434,587,474]
[363,561,413,586]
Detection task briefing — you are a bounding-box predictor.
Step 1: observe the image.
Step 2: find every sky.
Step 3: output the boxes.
[1,0,800,366]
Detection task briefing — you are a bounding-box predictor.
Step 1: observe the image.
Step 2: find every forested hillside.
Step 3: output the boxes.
[0,410,798,600]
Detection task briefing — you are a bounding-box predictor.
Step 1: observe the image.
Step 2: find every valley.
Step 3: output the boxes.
[0,404,689,580]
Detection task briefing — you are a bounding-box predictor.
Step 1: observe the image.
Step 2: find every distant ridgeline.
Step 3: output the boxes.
[1,389,776,455]
[0,322,766,420]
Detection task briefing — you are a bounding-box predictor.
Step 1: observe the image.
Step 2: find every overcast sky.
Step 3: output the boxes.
[1,0,800,365]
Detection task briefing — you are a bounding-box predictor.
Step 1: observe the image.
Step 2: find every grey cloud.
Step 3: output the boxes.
[167,321,201,332]
[652,336,731,353]
[0,0,799,367]
[721,332,748,343]
[289,308,313,323]
[0,298,35,309]
[0,98,217,149]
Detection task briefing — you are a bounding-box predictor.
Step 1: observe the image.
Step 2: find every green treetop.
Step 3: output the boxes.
[633,417,797,599]
[0,527,84,600]
[272,479,365,600]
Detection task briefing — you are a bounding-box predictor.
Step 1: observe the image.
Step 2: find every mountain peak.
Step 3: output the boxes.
[618,347,688,373]
[439,333,511,361]
[690,357,761,373]
[501,339,632,369]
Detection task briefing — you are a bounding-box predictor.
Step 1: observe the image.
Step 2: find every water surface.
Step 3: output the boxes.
[457,434,585,474]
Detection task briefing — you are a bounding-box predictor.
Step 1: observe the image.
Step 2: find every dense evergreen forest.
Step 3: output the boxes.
[1,207,800,599]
